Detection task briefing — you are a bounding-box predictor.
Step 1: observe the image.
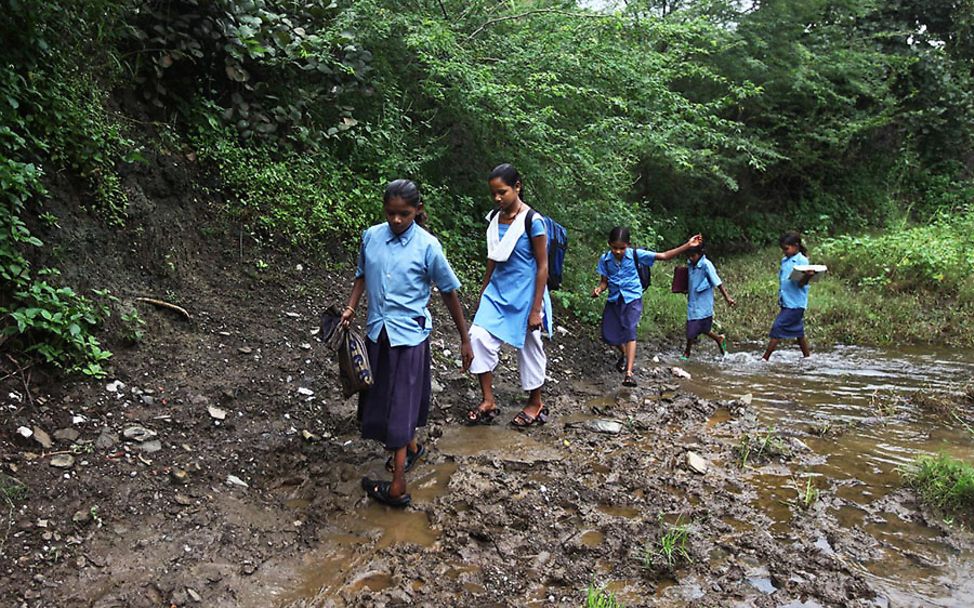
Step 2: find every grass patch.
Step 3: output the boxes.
[585,583,625,608]
[734,427,790,469]
[901,453,974,517]
[640,516,692,572]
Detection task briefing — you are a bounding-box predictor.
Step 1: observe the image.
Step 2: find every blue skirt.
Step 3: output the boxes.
[601,298,642,345]
[770,307,805,339]
[358,328,431,450]
[686,316,713,340]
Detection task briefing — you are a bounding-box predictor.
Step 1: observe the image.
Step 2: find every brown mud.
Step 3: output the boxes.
[2,152,972,607]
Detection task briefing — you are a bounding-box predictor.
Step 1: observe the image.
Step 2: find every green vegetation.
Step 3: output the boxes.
[585,583,625,608]
[640,516,692,572]
[637,239,974,348]
[901,453,974,517]
[791,476,820,511]
[735,428,788,469]
[2,1,974,373]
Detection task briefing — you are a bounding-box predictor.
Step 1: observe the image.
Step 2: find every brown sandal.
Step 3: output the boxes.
[466,405,499,425]
[511,407,549,427]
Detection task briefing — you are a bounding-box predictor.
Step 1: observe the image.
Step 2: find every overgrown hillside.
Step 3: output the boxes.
[3,0,974,378]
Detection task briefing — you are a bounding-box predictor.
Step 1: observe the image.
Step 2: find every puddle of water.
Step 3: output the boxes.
[676,344,974,606]
[597,504,642,519]
[437,424,561,463]
[348,572,392,593]
[581,530,605,547]
[707,407,733,428]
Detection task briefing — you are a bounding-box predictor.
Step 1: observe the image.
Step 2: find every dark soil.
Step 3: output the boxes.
[0,151,901,607]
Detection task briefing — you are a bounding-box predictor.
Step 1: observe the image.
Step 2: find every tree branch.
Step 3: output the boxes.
[465,9,614,41]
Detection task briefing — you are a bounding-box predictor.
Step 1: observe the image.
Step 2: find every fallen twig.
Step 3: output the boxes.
[134,297,191,321]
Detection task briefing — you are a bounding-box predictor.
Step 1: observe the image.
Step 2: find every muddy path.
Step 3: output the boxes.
[1,154,971,607]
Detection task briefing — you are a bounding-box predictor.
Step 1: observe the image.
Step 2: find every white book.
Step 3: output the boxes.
[789,264,828,282]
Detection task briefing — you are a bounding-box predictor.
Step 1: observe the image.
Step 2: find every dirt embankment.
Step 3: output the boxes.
[2,153,889,607]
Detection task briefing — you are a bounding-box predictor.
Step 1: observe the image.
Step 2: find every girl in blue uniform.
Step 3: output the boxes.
[341,179,473,507]
[591,227,701,387]
[762,231,817,361]
[682,245,735,359]
[466,164,553,427]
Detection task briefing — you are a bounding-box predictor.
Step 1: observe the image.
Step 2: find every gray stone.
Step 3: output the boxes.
[53,428,80,443]
[686,451,708,475]
[174,494,194,506]
[72,509,91,524]
[226,474,249,488]
[142,395,156,406]
[123,426,157,442]
[587,420,623,434]
[739,393,753,406]
[139,440,163,453]
[207,406,226,420]
[50,454,75,469]
[430,379,445,394]
[94,429,117,450]
[670,366,692,380]
[238,346,253,354]
[32,427,53,449]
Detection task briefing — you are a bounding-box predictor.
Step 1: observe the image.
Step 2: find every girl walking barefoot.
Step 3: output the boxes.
[591,227,702,387]
[466,164,553,428]
[763,231,817,361]
[341,179,472,507]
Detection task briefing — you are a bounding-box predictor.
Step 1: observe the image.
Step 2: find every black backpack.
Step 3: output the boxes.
[633,249,651,290]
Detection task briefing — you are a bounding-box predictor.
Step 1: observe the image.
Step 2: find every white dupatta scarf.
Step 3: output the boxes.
[485,206,531,262]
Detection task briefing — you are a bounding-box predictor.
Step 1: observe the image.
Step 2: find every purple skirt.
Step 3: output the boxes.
[686,316,714,340]
[770,307,805,339]
[601,298,642,346]
[358,328,431,450]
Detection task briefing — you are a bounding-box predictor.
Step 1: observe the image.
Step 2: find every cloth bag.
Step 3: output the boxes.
[320,306,373,399]
[671,265,689,294]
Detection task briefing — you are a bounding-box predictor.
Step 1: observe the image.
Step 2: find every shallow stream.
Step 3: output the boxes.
[678,344,974,607]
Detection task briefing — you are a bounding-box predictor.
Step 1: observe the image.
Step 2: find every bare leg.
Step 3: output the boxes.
[683,339,693,358]
[521,387,544,418]
[389,446,407,498]
[762,338,780,361]
[705,331,726,354]
[797,337,811,358]
[624,340,637,374]
[467,372,497,421]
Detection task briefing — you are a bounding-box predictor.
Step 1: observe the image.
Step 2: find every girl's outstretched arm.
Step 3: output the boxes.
[440,290,473,371]
[591,275,609,298]
[529,233,549,330]
[340,277,366,328]
[653,234,703,261]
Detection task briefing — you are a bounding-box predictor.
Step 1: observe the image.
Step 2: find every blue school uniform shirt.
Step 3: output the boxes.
[687,255,722,320]
[355,222,461,347]
[596,248,656,303]
[473,215,553,349]
[778,252,810,309]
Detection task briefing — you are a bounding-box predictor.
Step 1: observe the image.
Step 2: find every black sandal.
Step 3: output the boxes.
[361,477,411,508]
[622,373,637,387]
[385,443,426,473]
[511,407,549,428]
[466,405,499,425]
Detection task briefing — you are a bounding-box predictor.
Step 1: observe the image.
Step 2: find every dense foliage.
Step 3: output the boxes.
[2,0,973,371]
